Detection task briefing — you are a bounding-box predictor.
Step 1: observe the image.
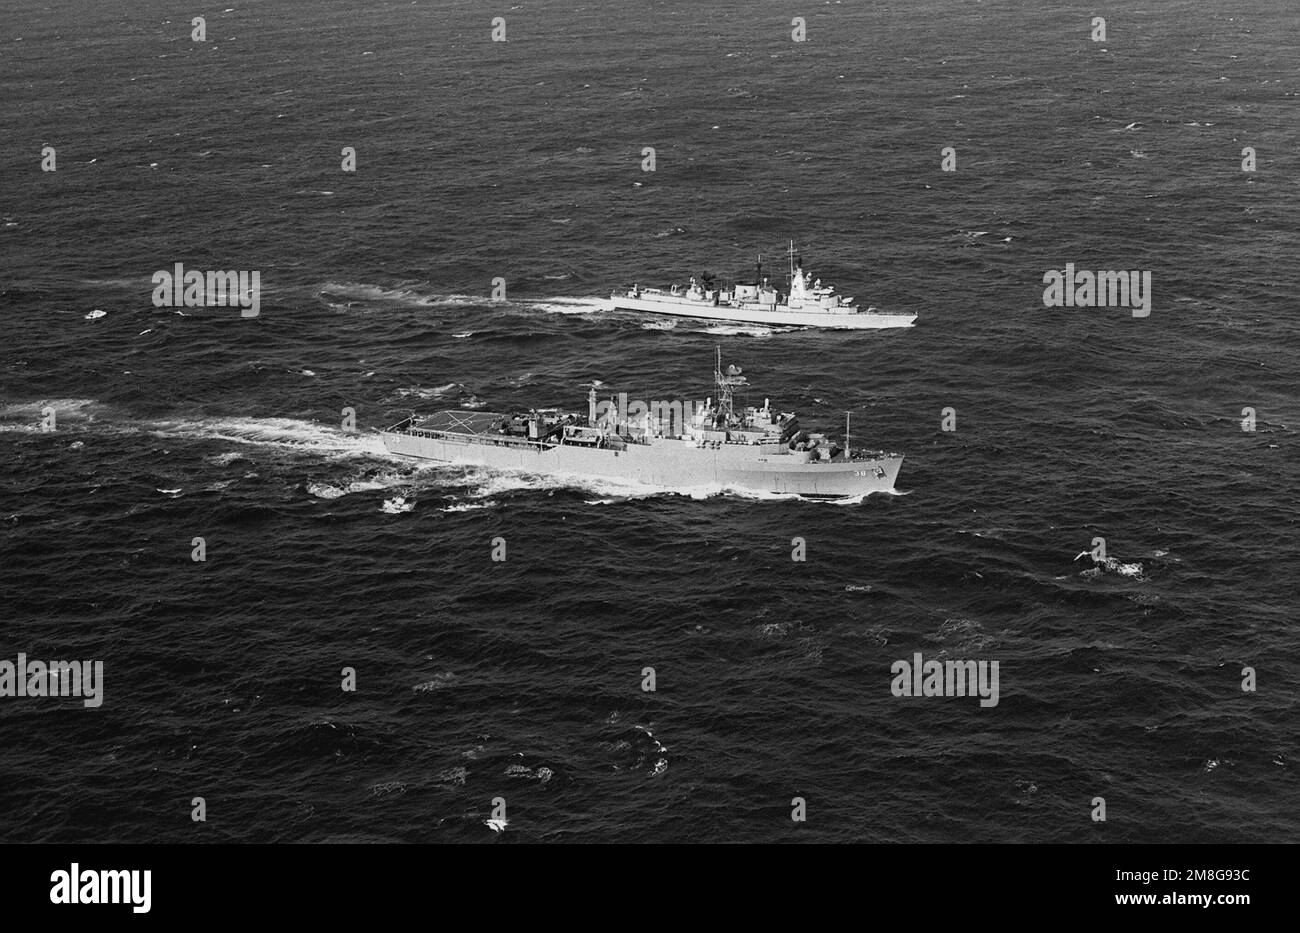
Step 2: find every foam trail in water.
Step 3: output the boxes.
[317,282,487,308]
[149,416,388,457]
[523,297,609,315]
[0,398,104,432]
[316,283,609,317]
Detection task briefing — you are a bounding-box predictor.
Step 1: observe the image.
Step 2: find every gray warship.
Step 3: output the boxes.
[607,242,917,330]
[381,351,903,499]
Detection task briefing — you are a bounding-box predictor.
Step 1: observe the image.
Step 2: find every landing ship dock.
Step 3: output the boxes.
[381,353,904,499]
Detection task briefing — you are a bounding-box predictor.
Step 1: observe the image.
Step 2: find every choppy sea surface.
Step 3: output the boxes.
[1,0,1297,842]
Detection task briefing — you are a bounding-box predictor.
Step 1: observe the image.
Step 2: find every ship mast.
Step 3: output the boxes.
[713,346,748,428]
[844,411,851,460]
[714,347,731,425]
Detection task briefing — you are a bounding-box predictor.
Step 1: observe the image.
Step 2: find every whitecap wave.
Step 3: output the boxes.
[396,383,463,400]
[413,673,456,692]
[308,481,379,499]
[204,451,249,466]
[1076,553,1147,580]
[440,500,499,512]
[380,495,414,513]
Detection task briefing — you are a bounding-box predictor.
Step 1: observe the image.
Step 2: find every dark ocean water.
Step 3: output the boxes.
[1,0,1297,842]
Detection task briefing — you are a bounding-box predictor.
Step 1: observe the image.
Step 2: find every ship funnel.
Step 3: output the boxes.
[588,387,597,423]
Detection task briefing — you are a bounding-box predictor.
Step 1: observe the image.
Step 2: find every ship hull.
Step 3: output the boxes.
[606,295,916,329]
[382,430,902,498]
